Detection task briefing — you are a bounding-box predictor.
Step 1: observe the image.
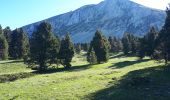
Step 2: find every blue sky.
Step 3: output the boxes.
[0,0,102,29]
[0,0,169,29]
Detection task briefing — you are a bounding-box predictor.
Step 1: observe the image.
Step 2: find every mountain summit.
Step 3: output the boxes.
[22,0,166,43]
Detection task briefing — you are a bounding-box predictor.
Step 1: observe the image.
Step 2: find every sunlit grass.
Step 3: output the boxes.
[0,53,168,100]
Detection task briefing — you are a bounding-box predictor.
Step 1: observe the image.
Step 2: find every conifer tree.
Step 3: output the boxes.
[138,27,159,59]
[87,45,97,64]
[75,43,81,54]
[3,26,12,44]
[81,43,90,52]
[108,36,122,53]
[91,30,110,63]
[58,33,74,68]
[48,35,60,66]
[145,27,159,57]
[28,22,59,71]
[122,33,131,55]
[130,34,139,54]
[11,28,29,59]
[0,35,8,60]
[108,36,115,52]
[3,27,12,57]
[0,26,8,60]
[0,25,2,35]
[138,37,146,59]
[117,38,123,52]
[154,7,170,64]
[122,33,140,55]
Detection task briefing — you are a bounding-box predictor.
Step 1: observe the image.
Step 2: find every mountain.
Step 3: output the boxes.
[22,0,166,43]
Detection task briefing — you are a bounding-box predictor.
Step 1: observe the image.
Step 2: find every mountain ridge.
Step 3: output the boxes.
[22,0,166,43]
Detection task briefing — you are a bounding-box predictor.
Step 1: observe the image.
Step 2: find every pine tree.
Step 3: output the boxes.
[108,36,113,52]
[122,33,131,55]
[3,26,12,44]
[138,27,159,59]
[117,38,123,52]
[58,33,74,68]
[75,43,81,54]
[145,27,159,57]
[130,34,140,54]
[122,33,140,55]
[138,37,146,59]
[81,43,90,52]
[3,27,12,58]
[154,7,170,64]
[0,25,2,35]
[87,45,97,64]
[11,28,29,59]
[0,26,8,60]
[48,35,60,66]
[27,22,59,71]
[108,36,122,53]
[91,30,110,63]
[108,36,115,52]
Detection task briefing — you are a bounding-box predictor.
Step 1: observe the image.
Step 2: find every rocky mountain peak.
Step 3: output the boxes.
[22,0,166,43]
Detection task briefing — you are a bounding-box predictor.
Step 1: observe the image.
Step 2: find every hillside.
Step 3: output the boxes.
[0,53,170,100]
[22,0,166,43]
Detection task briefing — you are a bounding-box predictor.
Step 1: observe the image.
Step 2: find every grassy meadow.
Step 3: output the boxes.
[0,53,170,100]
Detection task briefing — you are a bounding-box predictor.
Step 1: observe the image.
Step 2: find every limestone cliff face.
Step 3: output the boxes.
[22,0,166,43]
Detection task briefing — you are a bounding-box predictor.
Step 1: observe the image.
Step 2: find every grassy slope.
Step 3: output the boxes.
[0,60,32,75]
[0,54,170,100]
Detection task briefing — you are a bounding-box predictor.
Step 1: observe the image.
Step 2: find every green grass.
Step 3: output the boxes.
[0,53,169,100]
[0,60,31,75]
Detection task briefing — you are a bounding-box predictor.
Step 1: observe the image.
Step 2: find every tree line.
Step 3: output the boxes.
[0,22,75,71]
[86,7,170,65]
[0,7,169,71]
[0,26,29,60]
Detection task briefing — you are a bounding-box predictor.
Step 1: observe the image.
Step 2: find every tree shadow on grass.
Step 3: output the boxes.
[109,59,150,69]
[110,53,138,59]
[32,64,92,74]
[0,64,92,83]
[110,53,125,59]
[0,60,23,64]
[88,65,170,100]
[0,72,35,83]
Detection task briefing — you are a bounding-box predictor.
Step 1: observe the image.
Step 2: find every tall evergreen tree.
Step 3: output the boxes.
[0,26,8,60]
[10,28,29,59]
[122,33,140,55]
[0,25,2,35]
[108,36,122,53]
[154,7,170,64]
[138,27,159,59]
[122,33,131,55]
[75,43,81,54]
[3,26,12,43]
[81,43,90,52]
[58,33,74,68]
[145,27,159,57]
[131,34,140,54]
[91,30,110,63]
[0,34,8,60]
[27,22,59,71]
[138,37,146,59]
[48,35,60,66]
[117,38,123,52]
[108,36,115,52]
[87,45,97,64]
[3,27,12,58]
